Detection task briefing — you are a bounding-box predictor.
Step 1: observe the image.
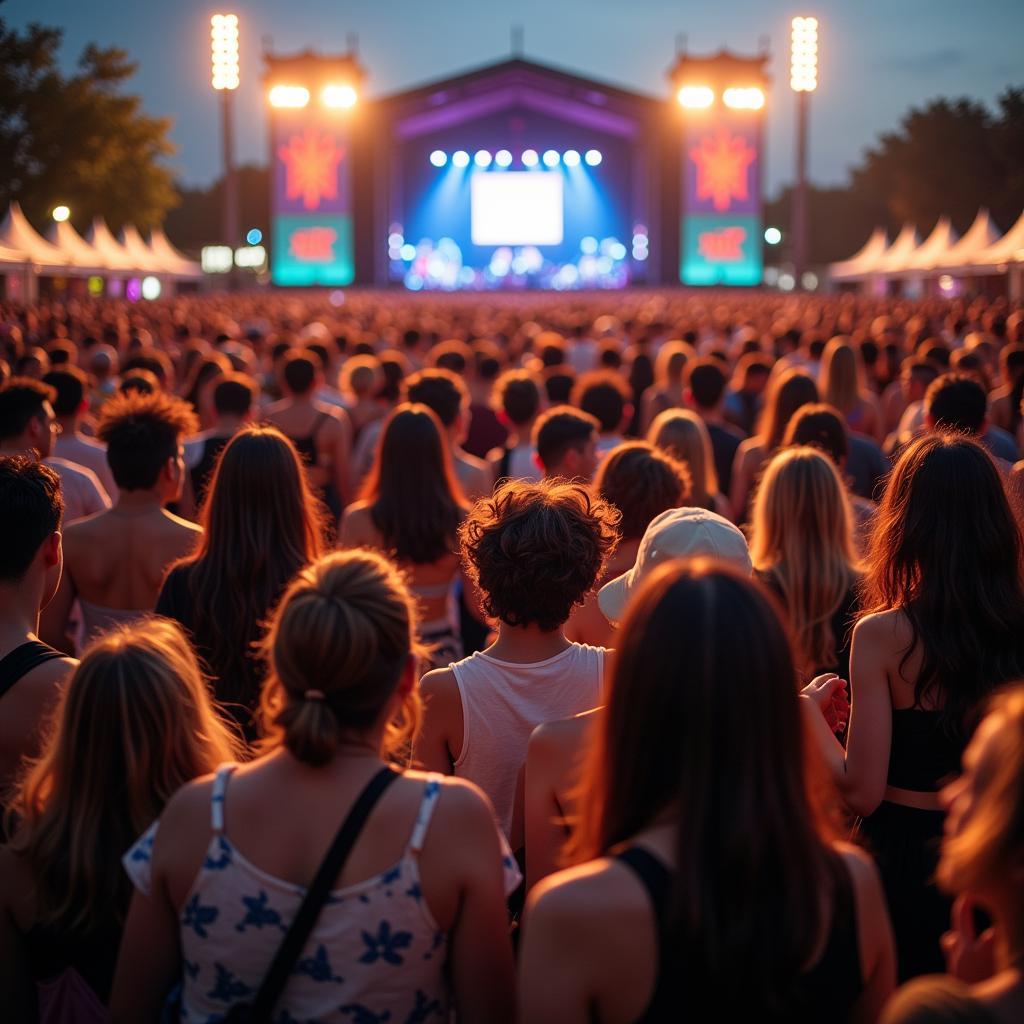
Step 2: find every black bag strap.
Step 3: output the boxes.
[246,765,400,1022]
[0,641,65,702]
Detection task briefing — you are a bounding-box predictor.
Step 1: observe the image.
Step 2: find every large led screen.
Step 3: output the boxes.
[470,172,564,246]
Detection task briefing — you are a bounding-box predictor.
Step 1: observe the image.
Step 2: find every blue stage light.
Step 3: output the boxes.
[495,149,513,167]
[246,228,263,245]
[563,149,581,167]
[452,150,470,168]
[542,149,560,167]
[474,150,492,167]
[521,149,539,167]
[400,243,416,261]
[429,150,448,168]
[584,149,602,166]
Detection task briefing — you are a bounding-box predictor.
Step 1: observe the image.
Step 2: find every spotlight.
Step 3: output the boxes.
[563,149,581,167]
[246,228,263,245]
[723,87,765,110]
[542,149,560,167]
[269,84,310,108]
[322,84,357,109]
[764,227,782,245]
[430,150,448,167]
[677,85,714,109]
[452,150,470,168]
[790,16,819,93]
[521,149,539,167]
[474,149,492,167]
[52,205,70,223]
[584,149,602,166]
[495,149,513,167]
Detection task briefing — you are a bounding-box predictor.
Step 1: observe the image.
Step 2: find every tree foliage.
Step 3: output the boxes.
[0,13,178,232]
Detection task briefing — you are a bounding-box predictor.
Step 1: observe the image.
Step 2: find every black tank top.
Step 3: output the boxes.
[887,709,963,791]
[0,640,66,702]
[189,434,232,510]
[616,846,863,1023]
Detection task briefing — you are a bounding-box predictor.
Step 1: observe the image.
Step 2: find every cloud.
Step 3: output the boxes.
[871,47,967,74]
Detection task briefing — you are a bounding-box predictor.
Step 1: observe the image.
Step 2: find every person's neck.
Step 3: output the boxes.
[113,488,166,515]
[0,438,38,459]
[55,415,81,436]
[0,581,43,651]
[486,623,572,663]
[213,415,244,435]
[698,405,724,425]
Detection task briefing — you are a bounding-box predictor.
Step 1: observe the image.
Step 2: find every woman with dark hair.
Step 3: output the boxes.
[155,425,327,739]
[520,560,895,1021]
[803,433,1024,980]
[730,368,819,523]
[340,403,470,666]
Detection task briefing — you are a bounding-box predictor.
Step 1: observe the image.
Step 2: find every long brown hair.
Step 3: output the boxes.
[176,425,326,712]
[8,619,240,933]
[756,369,819,452]
[647,408,719,506]
[360,403,467,564]
[575,559,841,1014]
[861,432,1024,734]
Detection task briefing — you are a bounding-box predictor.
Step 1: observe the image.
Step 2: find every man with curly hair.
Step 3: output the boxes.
[414,478,620,842]
[40,391,202,651]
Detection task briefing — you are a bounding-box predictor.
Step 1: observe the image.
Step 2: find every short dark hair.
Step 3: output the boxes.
[0,456,63,582]
[570,371,630,433]
[533,406,598,472]
[495,370,541,426]
[282,350,318,395]
[783,403,849,466]
[43,367,88,417]
[213,373,256,417]
[687,358,729,409]
[122,350,172,387]
[430,340,472,375]
[594,442,689,540]
[544,371,575,405]
[403,368,467,428]
[460,478,619,630]
[97,391,198,490]
[0,378,55,442]
[925,373,987,435]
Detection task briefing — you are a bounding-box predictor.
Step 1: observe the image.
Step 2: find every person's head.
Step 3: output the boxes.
[460,478,619,632]
[864,433,1024,733]
[0,378,59,458]
[493,369,542,430]
[119,369,160,397]
[258,549,421,766]
[42,367,89,423]
[734,352,773,394]
[578,560,840,1012]
[999,343,1024,388]
[8,618,240,932]
[281,349,319,397]
[900,357,940,403]
[783,403,849,468]
[570,371,632,436]
[532,405,599,480]
[360,403,466,564]
[654,341,695,388]
[340,354,383,401]
[593,442,689,542]
[647,408,719,504]
[429,339,473,376]
[819,337,864,414]
[211,372,257,421]
[403,368,470,442]
[924,373,988,436]
[757,369,819,451]
[938,685,1024,912]
[97,390,198,498]
[0,456,63,607]
[686,357,729,413]
[750,447,859,675]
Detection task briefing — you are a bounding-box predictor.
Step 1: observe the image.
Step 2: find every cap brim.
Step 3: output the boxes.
[597,569,632,625]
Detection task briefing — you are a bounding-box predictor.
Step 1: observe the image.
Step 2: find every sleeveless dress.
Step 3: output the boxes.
[290,411,342,520]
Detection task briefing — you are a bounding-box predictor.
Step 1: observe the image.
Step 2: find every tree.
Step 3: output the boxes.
[0,12,177,232]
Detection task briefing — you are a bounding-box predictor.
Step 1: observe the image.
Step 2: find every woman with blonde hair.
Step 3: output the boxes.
[821,337,884,443]
[111,549,517,1024]
[648,408,732,519]
[750,446,862,681]
[639,340,695,433]
[0,618,240,1021]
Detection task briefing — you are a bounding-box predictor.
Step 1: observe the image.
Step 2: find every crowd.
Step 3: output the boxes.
[0,287,1023,1023]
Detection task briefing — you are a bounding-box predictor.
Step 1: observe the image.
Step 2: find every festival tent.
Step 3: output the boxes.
[827,227,890,281]
[902,217,959,273]
[86,218,139,273]
[146,228,202,279]
[0,202,69,272]
[934,209,1001,274]
[872,223,921,275]
[978,209,1024,267]
[120,224,168,275]
[46,218,108,274]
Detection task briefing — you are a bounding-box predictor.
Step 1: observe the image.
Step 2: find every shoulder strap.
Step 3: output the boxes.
[407,775,444,854]
[616,847,671,934]
[210,765,238,833]
[0,641,66,702]
[246,766,400,1023]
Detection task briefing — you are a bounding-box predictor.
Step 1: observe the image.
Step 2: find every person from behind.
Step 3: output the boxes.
[638,340,694,434]
[724,352,773,437]
[821,337,885,444]
[647,407,733,519]
[925,373,1017,468]
[532,405,600,481]
[488,369,544,484]
[0,619,240,1020]
[519,560,894,1021]
[415,478,619,843]
[40,391,201,650]
[110,550,516,1024]
[685,356,746,495]
[571,371,632,456]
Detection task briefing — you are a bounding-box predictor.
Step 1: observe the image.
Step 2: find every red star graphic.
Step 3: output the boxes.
[689,130,756,212]
[278,129,345,210]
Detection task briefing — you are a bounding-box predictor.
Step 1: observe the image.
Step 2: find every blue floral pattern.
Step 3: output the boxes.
[359,922,413,966]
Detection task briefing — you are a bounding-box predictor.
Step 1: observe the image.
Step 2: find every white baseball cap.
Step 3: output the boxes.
[598,506,752,623]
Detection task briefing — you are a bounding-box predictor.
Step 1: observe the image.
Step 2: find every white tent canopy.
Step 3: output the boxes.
[936,209,1001,272]
[0,203,68,271]
[978,209,1024,266]
[86,217,138,272]
[904,217,959,273]
[46,219,107,273]
[828,227,890,280]
[149,228,202,278]
[874,223,921,274]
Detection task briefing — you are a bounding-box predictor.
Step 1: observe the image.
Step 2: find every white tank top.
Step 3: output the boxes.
[452,643,605,836]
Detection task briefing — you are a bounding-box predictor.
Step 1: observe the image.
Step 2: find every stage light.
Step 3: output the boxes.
[677,85,714,109]
[474,150,493,167]
[246,228,263,245]
[778,272,796,291]
[388,232,404,248]
[268,85,310,108]
[400,244,416,261]
[52,205,70,223]
[430,150,448,167]
[452,150,470,168]
[790,16,819,92]
[764,227,782,245]
[609,242,627,261]
[234,245,266,268]
[322,84,357,109]
[495,149,513,167]
[723,87,765,110]
[201,246,234,273]
[521,149,539,167]
[141,276,162,300]
[562,149,581,167]
[581,236,598,255]
[211,14,240,91]
[542,149,560,167]
[584,149,602,166]
[801,272,819,290]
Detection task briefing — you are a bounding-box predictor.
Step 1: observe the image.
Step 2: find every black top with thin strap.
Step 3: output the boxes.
[0,640,66,702]
[615,846,863,1023]
[887,708,963,792]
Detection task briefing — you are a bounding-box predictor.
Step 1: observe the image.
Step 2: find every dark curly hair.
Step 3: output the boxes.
[459,478,620,631]
[593,442,690,540]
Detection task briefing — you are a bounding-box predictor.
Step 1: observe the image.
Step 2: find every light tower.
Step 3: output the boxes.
[790,16,818,288]
[211,14,240,252]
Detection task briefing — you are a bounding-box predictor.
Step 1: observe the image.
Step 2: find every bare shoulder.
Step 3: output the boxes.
[530,711,596,763]
[159,771,220,834]
[420,665,458,701]
[262,398,289,418]
[161,511,203,543]
[21,655,76,694]
[854,607,911,648]
[527,857,643,927]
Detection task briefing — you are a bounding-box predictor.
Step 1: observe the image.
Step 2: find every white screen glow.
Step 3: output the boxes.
[470,172,563,246]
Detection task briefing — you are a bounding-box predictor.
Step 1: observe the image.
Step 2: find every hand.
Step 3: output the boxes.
[942,894,996,983]
[801,673,850,733]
